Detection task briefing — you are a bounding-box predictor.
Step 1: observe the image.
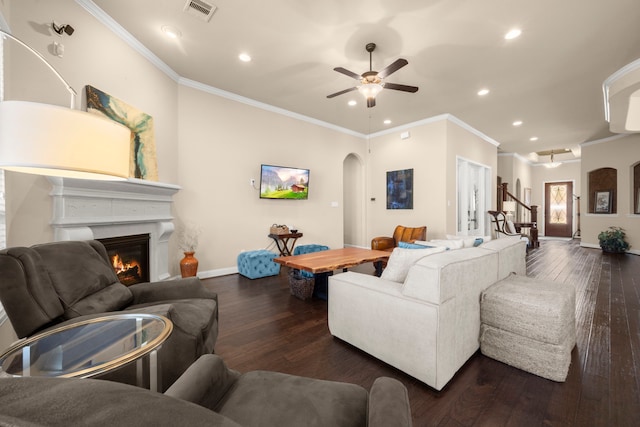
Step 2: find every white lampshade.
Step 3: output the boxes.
[0,101,130,180]
[503,201,517,213]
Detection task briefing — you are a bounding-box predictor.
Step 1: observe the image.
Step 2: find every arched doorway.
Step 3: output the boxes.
[343,153,365,247]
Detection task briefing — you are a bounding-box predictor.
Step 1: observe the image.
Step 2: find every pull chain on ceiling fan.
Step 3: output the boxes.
[327,43,419,108]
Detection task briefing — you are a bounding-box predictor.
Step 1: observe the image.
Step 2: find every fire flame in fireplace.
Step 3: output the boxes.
[111,254,142,279]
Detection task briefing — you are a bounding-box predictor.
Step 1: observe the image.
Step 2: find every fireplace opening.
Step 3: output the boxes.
[98,234,150,286]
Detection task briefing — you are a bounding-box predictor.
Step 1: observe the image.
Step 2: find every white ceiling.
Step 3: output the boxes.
[89,0,640,163]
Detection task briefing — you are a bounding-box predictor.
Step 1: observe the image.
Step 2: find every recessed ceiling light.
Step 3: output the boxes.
[383,119,392,125]
[477,88,490,96]
[161,25,181,39]
[238,53,252,62]
[530,136,539,141]
[504,28,521,40]
[512,120,523,126]
[348,100,357,106]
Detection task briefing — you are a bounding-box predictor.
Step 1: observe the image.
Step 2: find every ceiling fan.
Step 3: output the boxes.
[327,43,419,108]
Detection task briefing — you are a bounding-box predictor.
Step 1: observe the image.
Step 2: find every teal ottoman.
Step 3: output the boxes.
[290,244,329,300]
[237,250,280,279]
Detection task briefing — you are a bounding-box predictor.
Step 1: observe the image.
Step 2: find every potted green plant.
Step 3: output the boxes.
[597,226,630,253]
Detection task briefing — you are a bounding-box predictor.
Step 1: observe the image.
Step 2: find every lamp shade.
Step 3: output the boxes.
[502,201,517,213]
[0,101,130,180]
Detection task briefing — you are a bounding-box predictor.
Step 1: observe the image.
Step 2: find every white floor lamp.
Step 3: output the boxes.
[0,30,130,180]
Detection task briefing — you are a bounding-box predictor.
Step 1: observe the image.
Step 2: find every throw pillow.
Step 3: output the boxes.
[381,246,446,283]
[446,234,477,248]
[398,241,433,249]
[428,239,464,250]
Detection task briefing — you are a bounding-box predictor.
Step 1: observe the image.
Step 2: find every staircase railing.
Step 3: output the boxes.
[497,183,539,248]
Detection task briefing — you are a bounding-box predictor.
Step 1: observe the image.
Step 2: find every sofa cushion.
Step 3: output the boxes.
[380,246,446,283]
[402,247,498,304]
[32,241,123,319]
[128,299,217,348]
[65,283,133,318]
[479,236,526,279]
[425,239,464,250]
[0,377,240,427]
[446,235,478,248]
[216,370,368,427]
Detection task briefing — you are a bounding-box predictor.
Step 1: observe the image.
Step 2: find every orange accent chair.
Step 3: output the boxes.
[371,225,427,252]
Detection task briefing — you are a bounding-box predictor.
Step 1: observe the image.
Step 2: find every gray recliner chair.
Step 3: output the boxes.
[0,240,218,391]
[0,354,413,426]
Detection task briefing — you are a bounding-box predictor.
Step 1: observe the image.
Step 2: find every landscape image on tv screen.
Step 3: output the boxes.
[260,164,309,200]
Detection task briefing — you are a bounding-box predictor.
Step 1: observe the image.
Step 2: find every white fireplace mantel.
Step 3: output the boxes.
[48,177,180,281]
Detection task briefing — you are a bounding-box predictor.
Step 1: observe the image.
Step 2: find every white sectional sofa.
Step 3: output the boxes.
[328,236,526,391]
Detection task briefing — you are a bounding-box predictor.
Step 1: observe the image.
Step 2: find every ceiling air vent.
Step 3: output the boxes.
[183,0,217,22]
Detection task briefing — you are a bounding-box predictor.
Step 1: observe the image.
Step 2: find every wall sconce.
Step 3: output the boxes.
[52,22,74,36]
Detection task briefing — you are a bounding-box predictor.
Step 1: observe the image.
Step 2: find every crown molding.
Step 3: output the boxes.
[369,113,501,147]
[178,78,365,138]
[77,1,500,144]
[580,133,627,148]
[603,57,640,122]
[76,0,180,82]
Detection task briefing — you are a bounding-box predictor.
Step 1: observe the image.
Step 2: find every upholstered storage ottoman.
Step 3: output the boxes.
[480,274,576,382]
[237,250,280,279]
[288,244,329,299]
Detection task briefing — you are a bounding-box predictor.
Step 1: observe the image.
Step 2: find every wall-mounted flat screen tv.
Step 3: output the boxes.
[260,164,309,200]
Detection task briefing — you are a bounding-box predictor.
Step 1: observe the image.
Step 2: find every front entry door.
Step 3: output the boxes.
[544,181,573,237]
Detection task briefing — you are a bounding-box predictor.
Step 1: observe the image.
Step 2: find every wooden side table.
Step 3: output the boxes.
[268,232,303,256]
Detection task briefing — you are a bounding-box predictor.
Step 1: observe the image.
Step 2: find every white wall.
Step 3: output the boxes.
[175,85,365,273]
[446,120,498,236]
[581,134,640,252]
[343,153,365,247]
[367,119,448,241]
[3,0,179,248]
[367,117,498,242]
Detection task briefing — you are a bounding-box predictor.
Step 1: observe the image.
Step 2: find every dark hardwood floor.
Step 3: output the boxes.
[201,240,640,426]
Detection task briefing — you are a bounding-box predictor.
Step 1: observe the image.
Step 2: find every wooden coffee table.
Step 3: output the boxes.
[274,247,390,299]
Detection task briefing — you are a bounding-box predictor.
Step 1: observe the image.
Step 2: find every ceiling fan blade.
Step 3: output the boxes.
[367,97,376,108]
[327,87,358,98]
[377,59,408,79]
[384,82,419,93]
[333,67,361,80]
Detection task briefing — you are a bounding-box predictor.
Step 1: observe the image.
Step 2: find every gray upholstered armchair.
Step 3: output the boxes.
[0,354,413,426]
[0,240,218,391]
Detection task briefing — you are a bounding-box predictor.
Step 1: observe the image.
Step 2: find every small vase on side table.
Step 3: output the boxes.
[180,252,199,278]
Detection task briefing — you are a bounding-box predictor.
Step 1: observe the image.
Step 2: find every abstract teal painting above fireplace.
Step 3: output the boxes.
[86,85,158,180]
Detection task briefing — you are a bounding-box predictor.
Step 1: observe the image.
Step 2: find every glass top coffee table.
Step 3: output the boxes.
[0,313,172,392]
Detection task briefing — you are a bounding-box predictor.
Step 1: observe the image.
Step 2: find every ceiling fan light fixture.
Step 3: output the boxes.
[544,152,562,168]
[358,83,383,99]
